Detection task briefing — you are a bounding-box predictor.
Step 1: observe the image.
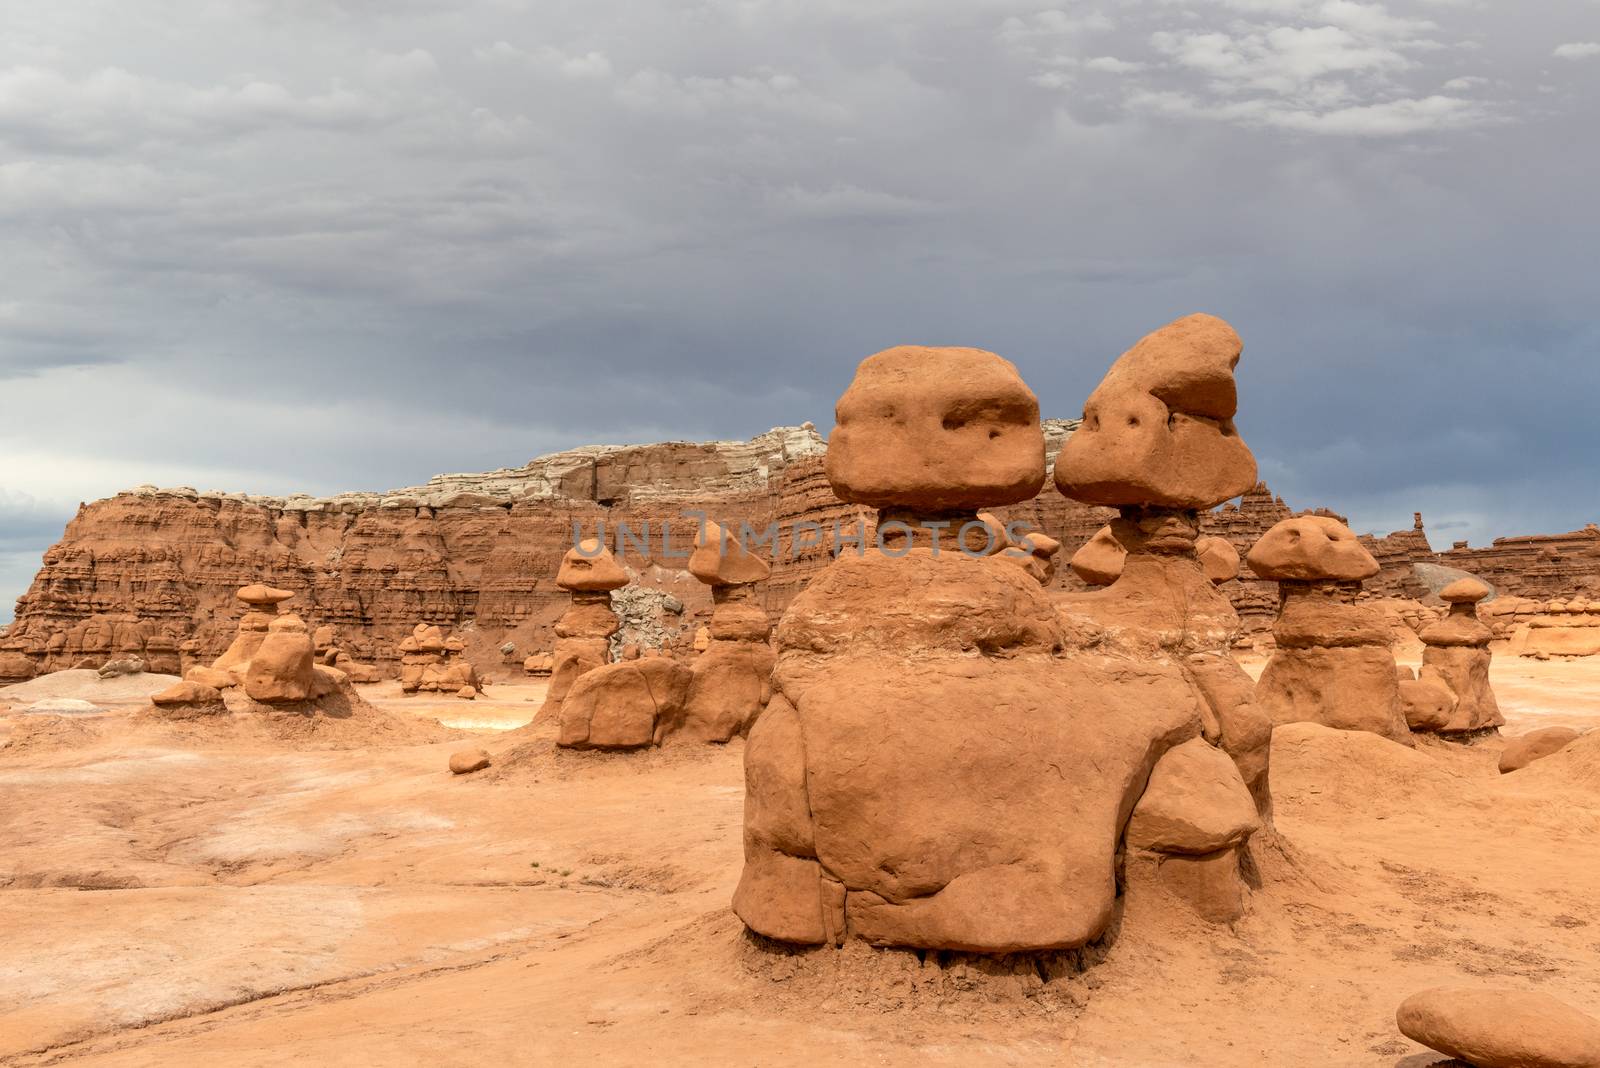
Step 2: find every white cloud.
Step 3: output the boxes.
[0,66,387,152]
[1552,42,1600,59]
[1084,56,1146,73]
[1441,74,1486,90]
[473,42,613,79]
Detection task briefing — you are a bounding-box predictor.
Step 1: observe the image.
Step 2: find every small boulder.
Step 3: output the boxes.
[1396,986,1600,1068]
[689,519,772,586]
[1070,525,1126,587]
[1126,738,1262,855]
[456,686,477,700]
[1440,577,1492,604]
[1400,677,1457,732]
[1499,727,1582,774]
[97,657,146,679]
[449,748,491,774]
[151,681,223,706]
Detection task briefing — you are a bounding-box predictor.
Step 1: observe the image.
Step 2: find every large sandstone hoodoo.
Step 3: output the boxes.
[540,538,628,722]
[734,323,1269,955]
[1418,578,1505,735]
[1246,516,1414,746]
[1050,312,1273,890]
[679,520,775,742]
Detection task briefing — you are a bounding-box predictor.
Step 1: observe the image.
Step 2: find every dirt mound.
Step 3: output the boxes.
[608,908,1094,1027]
[140,684,458,750]
[1496,728,1600,792]
[1,669,182,705]
[1270,721,1493,816]
[486,724,731,783]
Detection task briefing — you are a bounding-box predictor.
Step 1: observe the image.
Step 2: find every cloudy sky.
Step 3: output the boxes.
[2,0,1597,620]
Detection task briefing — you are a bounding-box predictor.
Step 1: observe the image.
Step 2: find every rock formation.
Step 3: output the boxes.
[397,624,481,699]
[540,539,628,721]
[1499,594,1600,658]
[1417,578,1505,735]
[735,320,1271,955]
[1246,516,1413,745]
[149,584,348,713]
[9,421,1594,677]
[677,520,775,742]
[1499,726,1583,774]
[1050,312,1273,851]
[1396,986,1600,1068]
[314,625,379,684]
[1070,525,1238,588]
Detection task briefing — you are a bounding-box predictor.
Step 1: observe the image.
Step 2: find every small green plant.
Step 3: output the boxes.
[529,860,541,868]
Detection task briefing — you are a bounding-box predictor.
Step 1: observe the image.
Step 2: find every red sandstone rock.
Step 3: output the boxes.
[448,748,491,774]
[1250,517,1412,745]
[1419,596,1504,734]
[826,346,1046,511]
[1247,515,1380,583]
[1070,525,1125,587]
[1440,577,1491,603]
[1195,535,1240,584]
[245,628,316,703]
[688,520,771,587]
[556,539,629,592]
[1125,738,1261,855]
[150,680,223,707]
[1054,314,1256,510]
[1396,986,1600,1068]
[1499,727,1581,773]
[558,658,693,750]
[1399,677,1456,732]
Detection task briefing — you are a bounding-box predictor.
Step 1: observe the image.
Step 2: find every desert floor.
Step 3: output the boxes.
[2,656,1598,1067]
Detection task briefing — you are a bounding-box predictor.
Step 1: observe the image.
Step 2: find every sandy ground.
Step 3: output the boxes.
[1,658,1598,1067]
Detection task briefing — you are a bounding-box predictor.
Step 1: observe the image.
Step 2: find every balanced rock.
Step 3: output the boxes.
[998,529,1063,586]
[541,540,627,721]
[556,537,630,592]
[1054,313,1257,510]
[826,345,1046,513]
[1248,516,1412,745]
[1499,727,1582,773]
[1396,986,1600,1068]
[736,333,1270,955]
[1419,577,1504,734]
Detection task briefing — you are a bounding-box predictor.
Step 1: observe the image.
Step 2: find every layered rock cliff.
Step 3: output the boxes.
[4,422,1594,680]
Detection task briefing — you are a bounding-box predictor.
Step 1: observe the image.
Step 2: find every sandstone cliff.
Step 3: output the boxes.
[4,422,1594,680]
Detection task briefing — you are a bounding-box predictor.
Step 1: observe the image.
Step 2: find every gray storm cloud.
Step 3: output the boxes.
[2,0,1597,620]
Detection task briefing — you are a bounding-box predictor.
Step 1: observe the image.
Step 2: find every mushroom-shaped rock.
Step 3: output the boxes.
[826,346,1046,511]
[689,520,772,587]
[1499,727,1582,773]
[1195,536,1240,584]
[1246,516,1379,583]
[1054,314,1256,510]
[1126,738,1262,855]
[449,748,491,774]
[1396,986,1600,1068]
[1070,525,1126,587]
[237,584,295,607]
[1440,577,1491,604]
[556,538,629,592]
